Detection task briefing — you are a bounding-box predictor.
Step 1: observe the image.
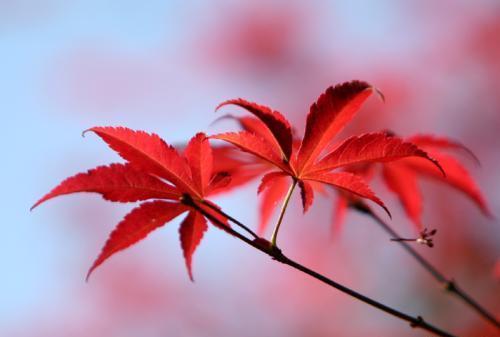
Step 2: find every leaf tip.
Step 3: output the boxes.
[460,144,482,167]
[30,197,46,211]
[210,114,233,127]
[373,86,385,103]
[86,256,103,282]
[81,128,93,138]
[456,143,481,167]
[434,159,446,178]
[378,201,392,219]
[483,206,495,220]
[85,266,95,283]
[184,257,196,282]
[215,100,230,112]
[386,207,392,219]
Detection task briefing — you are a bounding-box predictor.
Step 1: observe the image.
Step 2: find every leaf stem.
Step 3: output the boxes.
[354,201,500,329]
[182,195,457,337]
[270,179,297,247]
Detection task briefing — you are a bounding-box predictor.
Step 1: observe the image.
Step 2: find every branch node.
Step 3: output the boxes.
[445,280,457,292]
[410,316,424,328]
[390,228,437,248]
[180,193,194,206]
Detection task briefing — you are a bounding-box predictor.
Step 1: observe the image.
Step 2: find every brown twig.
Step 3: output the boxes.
[182,194,458,337]
[353,201,500,329]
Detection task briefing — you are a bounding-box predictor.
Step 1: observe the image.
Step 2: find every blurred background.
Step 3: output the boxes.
[1,0,499,336]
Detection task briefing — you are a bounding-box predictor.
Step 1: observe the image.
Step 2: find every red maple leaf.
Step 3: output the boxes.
[212,80,443,237]
[332,133,491,232]
[210,116,287,234]
[32,129,230,281]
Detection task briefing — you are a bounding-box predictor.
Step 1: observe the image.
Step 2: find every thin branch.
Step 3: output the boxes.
[353,201,500,329]
[181,194,457,337]
[200,199,259,240]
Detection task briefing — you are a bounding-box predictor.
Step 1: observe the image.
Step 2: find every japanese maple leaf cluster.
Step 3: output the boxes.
[388,135,487,224]
[213,81,444,235]
[32,129,230,280]
[32,79,489,281]
[325,133,491,232]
